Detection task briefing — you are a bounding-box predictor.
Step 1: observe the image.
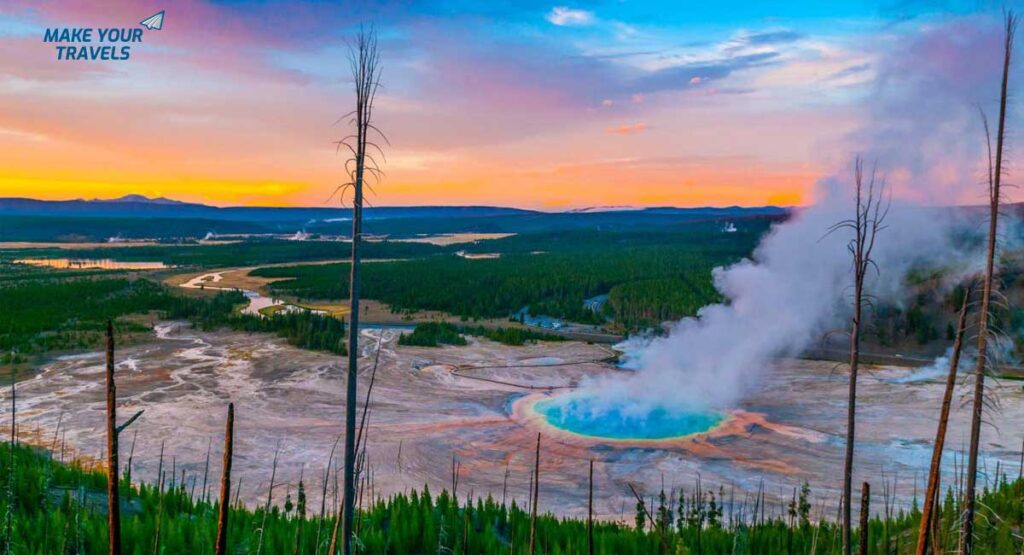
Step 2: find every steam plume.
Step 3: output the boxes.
[581,15,1012,415]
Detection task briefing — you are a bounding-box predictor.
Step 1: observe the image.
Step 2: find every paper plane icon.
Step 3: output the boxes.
[140,11,164,30]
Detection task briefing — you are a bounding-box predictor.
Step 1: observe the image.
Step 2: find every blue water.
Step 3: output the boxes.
[534,394,724,440]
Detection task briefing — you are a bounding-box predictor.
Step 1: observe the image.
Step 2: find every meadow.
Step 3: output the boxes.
[0,239,442,268]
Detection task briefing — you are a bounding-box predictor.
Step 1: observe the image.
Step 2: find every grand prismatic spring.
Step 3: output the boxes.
[529,392,726,441]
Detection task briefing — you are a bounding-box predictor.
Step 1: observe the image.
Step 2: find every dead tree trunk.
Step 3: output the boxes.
[316,433,342,553]
[105,321,121,555]
[588,459,594,555]
[215,403,234,555]
[833,157,888,555]
[1018,436,1023,481]
[256,443,280,555]
[340,27,383,555]
[202,437,212,503]
[529,433,540,555]
[859,482,870,555]
[4,366,15,554]
[152,473,165,555]
[962,13,1016,555]
[501,461,509,508]
[916,284,972,555]
[843,260,862,555]
[125,429,137,486]
[328,508,342,555]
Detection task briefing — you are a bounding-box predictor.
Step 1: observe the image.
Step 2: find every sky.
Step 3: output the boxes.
[0,0,1019,209]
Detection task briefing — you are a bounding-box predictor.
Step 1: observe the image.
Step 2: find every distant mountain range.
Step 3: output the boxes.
[0,196,539,223]
[0,195,791,242]
[94,194,187,205]
[0,195,787,222]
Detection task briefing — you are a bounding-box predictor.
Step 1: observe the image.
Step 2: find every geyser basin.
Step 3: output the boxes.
[533,393,725,440]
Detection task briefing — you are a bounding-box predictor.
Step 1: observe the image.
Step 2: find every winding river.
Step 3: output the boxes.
[179,270,321,316]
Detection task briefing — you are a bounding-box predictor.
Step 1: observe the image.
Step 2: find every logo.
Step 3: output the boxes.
[42,10,164,61]
[140,11,165,31]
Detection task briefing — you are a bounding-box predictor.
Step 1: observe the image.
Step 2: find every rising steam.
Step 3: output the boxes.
[579,15,1012,415]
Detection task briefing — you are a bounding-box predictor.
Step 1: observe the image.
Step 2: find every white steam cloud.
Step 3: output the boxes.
[887,346,975,384]
[592,196,978,413]
[579,15,1012,415]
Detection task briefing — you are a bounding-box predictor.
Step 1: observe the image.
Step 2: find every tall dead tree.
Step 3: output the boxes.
[4,366,15,555]
[588,459,594,555]
[335,26,384,555]
[915,283,972,555]
[215,403,234,555]
[858,482,870,555]
[316,433,342,552]
[829,157,888,555]
[256,443,281,555]
[962,13,1016,554]
[529,433,541,555]
[202,437,212,503]
[105,322,121,555]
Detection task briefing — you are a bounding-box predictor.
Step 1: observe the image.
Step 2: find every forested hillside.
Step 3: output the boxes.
[0,267,348,358]
[253,246,733,326]
[0,275,177,355]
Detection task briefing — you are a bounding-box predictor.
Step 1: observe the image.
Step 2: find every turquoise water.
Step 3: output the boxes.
[534,394,724,440]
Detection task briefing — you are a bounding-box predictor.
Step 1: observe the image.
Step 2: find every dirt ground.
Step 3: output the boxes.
[9,322,1023,523]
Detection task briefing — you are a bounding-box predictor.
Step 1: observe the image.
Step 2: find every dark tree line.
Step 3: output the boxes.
[398,322,565,347]
[254,246,734,328]
[164,291,348,355]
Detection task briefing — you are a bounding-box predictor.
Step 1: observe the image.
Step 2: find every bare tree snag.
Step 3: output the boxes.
[339,26,383,555]
[202,437,212,503]
[529,433,540,555]
[501,460,509,508]
[962,12,1016,555]
[916,283,972,555]
[859,482,870,555]
[152,472,165,555]
[215,403,234,555]
[831,157,888,555]
[105,321,121,555]
[4,366,15,554]
[328,507,342,555]
[588,458,594,555]
[256,442,281,555]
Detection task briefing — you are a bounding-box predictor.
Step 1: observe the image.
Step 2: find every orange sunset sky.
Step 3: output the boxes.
[0,1,1016,209]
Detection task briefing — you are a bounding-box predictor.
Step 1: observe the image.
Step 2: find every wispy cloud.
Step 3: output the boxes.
[725,30,803,51]
[635,51,780,93]
[825,63,871,81]
[546,6,594,26]
[606,122,649,135]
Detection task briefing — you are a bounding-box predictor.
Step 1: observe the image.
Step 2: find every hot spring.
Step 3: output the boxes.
[533,392,725,440]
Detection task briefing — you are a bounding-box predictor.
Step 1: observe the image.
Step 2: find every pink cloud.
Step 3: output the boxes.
[605,122,649,136]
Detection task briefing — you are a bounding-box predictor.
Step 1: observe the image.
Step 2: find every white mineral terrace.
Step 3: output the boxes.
[8,322,1023,521]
